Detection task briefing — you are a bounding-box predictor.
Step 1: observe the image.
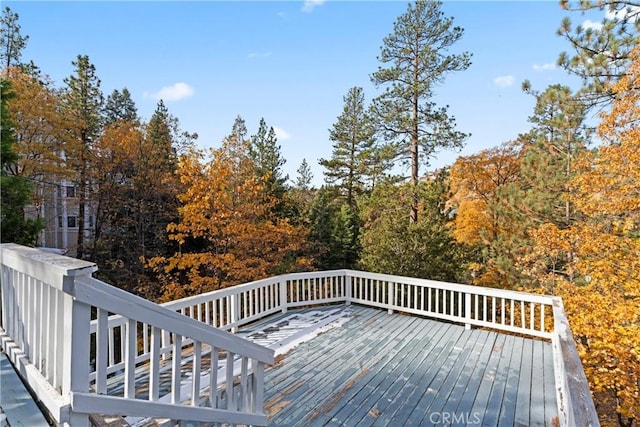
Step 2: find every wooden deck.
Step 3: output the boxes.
[237,304,558,427]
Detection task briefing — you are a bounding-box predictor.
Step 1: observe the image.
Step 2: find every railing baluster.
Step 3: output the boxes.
[31,278,41,368]
[210,346,219,408]
[124,318,136,398]
[25,276,33,360]
[252,361,265,414]
[452,290,456,316]
[240,356,248,411]
[142,322,149,354]
[95,309,108,395]
[205,301,211,326]
[172,333,182,404]
[226,351,235,410]
[192,341,202,406]
[150,326,161,401]
[511,299,516,327]
[38,281,46,372]
[53,288,65,390]
[530,302,535,330]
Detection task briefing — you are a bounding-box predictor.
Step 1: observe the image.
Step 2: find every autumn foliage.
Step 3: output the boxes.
[553,47,640,427]
[150,137,312,301]
[446,50,640,426]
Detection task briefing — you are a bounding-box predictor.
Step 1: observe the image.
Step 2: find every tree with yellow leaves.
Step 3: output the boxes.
[448,141,522,287]
[150,134,312,301]
[550,47,640,427]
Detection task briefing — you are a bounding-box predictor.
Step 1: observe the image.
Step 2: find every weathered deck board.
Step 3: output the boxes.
[95,303,558,426]
[543,338,559,426]
[262,305,558,427]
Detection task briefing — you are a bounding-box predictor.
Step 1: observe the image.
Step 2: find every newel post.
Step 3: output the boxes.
[61,273,91,427]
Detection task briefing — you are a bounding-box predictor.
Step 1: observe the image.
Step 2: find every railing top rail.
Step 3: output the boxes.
[74,276,274,364]
[344,269,556,304]
[1,244,97,290]
[162,275,285,309]
[163,270,350,310]
[552,298,600,426]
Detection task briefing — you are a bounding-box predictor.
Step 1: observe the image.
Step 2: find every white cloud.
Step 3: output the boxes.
[606,5,640,22]
[152,82,194,101]
[532,63,556,71]
[248,51,273,59]
[493,75,515,88]
[273,126,291,141]
[302,0,325,13]
[581,19,604,31]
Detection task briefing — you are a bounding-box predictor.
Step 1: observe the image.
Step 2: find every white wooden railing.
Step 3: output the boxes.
[0,244,273,426]
[156,270,599,427]
[0,244,598,427]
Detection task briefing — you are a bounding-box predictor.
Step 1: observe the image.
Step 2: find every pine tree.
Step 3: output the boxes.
[145,100,176,173]
[558,0,640,106]
[63,54,103,259]
[0,7,28,70]
[370,0,471,223]
[231,115,248,143]
[250,118,288,198]
[249,118,290,221]
[359,171,468,281]
[103,87,138,125]
[295,158,313,190]
[320,86,377,207]
[517,85,589,283]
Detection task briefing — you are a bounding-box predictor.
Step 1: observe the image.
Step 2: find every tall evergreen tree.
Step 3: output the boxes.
[518,84,589,229]
[512,84,589,285]
[249,118,288,206]
[295,158,313,190]
[145,100,176,173]
[231,115,248,143]
[370,0,471,223]
[103,87,138,125]
[0,6,27,70]
[320,86,377,207]
[63,54,103,259]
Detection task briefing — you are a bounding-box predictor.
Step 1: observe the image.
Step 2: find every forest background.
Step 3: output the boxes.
[1,1,638,426]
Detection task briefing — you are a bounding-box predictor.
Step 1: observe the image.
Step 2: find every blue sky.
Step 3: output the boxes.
[8,1,602,186]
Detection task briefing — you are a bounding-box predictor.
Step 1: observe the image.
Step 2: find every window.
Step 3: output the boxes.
[65,186,76,198]
[59,216,78,228]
